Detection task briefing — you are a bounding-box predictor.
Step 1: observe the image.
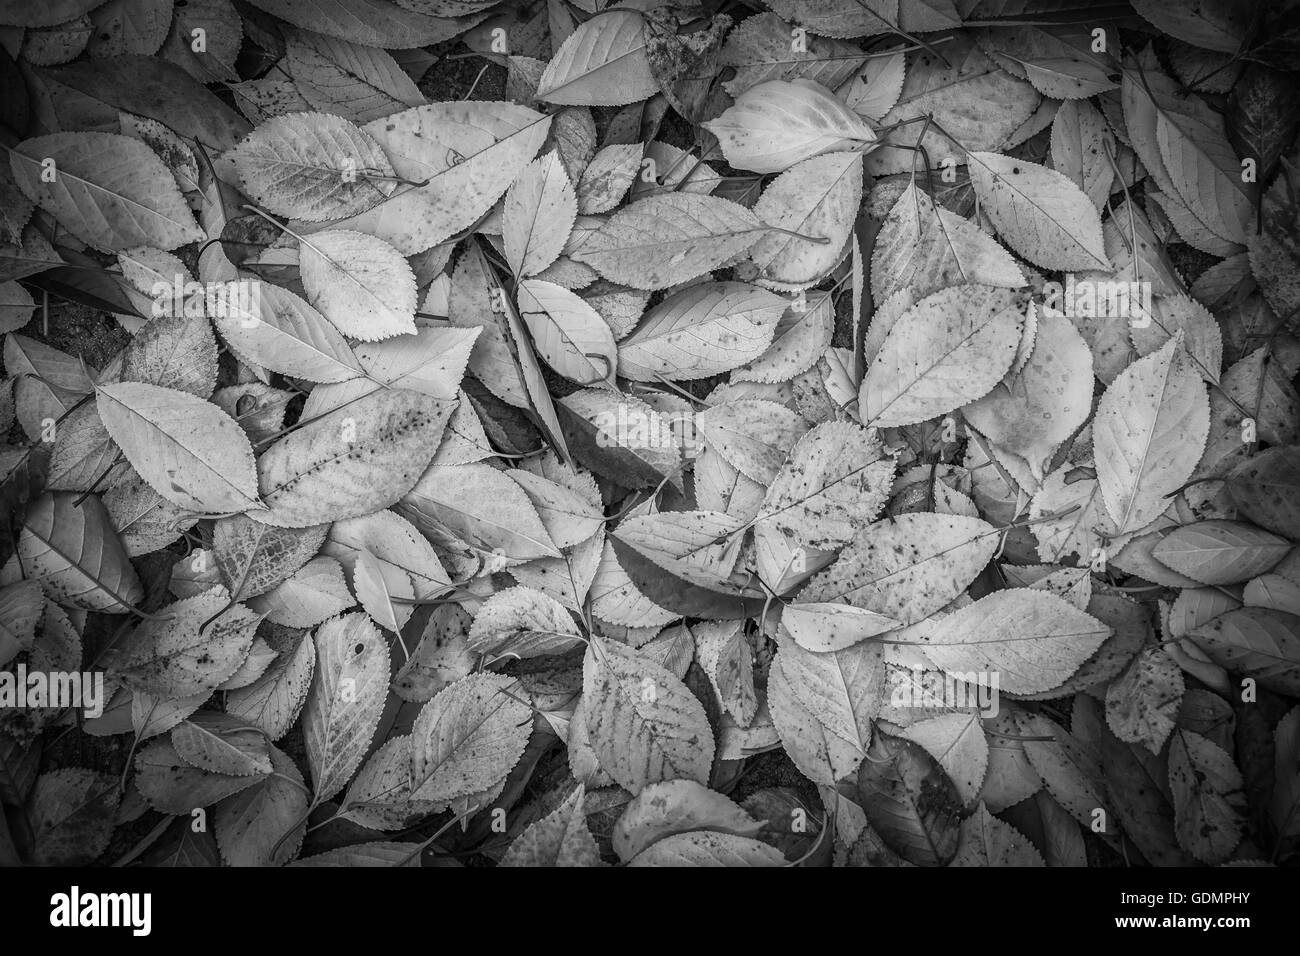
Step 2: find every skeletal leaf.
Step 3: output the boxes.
[213,515,328,602]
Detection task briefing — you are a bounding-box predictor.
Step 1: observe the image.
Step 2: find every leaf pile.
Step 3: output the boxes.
[1,0,1300,869]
